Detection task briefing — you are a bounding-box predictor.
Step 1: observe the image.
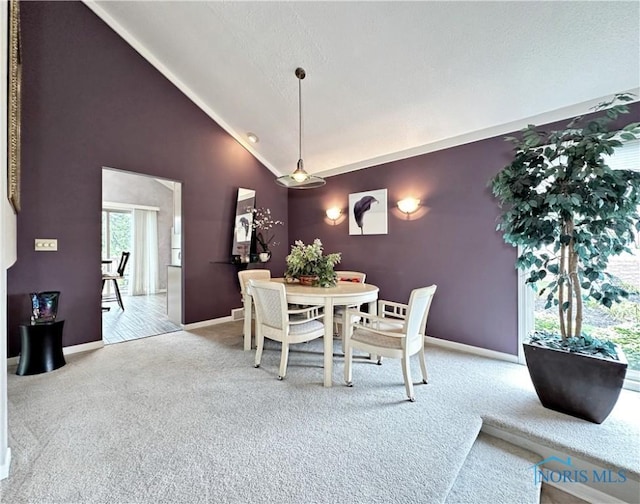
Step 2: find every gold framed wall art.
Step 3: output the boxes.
[8,0,21,213]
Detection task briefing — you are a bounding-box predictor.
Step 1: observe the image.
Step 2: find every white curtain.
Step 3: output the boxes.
[131,209,159,296]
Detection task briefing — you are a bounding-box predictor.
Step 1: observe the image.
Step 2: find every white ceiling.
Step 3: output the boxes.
[87,1,640,178]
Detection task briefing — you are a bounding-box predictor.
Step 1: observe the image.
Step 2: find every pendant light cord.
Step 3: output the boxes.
[275,67,324,188]
[298,74,303,161]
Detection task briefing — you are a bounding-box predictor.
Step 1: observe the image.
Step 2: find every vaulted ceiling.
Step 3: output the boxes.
[88,1,640,178]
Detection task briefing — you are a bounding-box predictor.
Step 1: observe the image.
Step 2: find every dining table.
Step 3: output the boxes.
[245,278,379,387]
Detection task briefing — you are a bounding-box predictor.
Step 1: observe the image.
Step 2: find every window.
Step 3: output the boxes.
[101,209,132,293]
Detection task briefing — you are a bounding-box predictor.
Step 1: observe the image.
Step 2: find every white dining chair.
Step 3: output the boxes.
[250,279,325,380]
[238,269,271,350]
[343,285,437,402]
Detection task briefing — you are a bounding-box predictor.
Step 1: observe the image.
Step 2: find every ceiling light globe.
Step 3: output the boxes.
[292,171,309,183]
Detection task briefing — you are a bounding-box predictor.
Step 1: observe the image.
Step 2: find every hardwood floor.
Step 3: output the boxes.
[102,293,181,345]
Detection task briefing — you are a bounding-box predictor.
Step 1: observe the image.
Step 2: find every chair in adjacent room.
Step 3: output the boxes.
[250,279,325,381]
[238,269,272,351]
[101,251,130,311]
[343,284,437,402]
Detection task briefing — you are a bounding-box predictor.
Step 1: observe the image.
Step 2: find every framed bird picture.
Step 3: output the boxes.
[349,189,388,235]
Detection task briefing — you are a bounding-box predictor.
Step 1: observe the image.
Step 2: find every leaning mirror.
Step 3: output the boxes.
[231,188,256,263]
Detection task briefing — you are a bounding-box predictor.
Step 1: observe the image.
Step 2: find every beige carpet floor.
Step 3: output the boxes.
[2,321,638,503]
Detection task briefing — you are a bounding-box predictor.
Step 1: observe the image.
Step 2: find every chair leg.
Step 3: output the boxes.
[343,322,354,386]
[101,279,109,311]
[112,279,124,311]
[344,341,353,386]
[243,298,252,351]
[418,345,429,384]
[278,342,290,380]
[401,356,415,402]
[254,326,264,368]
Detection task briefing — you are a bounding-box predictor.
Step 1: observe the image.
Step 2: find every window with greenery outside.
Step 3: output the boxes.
[534,140,640,372]
[490,93,640,360]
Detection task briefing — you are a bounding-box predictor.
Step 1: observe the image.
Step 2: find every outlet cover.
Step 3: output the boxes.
[35,238,58,251]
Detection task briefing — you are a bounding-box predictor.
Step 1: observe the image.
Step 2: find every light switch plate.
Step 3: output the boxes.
[35,238,58,251]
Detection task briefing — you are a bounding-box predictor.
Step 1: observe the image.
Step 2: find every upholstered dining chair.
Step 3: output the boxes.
[101,251,130,311]
[343,285,437,402]
[238,269,271,350]
[249,279,325,380]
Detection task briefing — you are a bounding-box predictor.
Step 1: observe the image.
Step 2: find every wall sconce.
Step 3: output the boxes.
[326,207,342,223]
[397,197,420,217]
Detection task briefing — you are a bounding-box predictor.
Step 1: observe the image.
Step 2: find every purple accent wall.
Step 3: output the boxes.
[9,2,639,359]
[7,2,288,357]
[289,137,518,354]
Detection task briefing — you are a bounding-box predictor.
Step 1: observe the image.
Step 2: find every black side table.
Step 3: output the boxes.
[17,320,66,376]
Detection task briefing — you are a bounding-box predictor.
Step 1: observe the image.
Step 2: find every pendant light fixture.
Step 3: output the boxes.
[276,67,326,189]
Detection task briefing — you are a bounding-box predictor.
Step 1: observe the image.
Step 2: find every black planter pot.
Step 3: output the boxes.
[523,342,627,424]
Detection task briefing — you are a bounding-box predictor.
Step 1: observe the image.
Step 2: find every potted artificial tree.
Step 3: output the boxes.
[491,93,640,423]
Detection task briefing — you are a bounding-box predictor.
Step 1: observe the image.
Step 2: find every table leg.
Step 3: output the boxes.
[243,295,253,351]
[324,298,334,387]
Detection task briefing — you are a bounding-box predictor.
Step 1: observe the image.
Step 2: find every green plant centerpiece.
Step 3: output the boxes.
[490,93,640,423]
[284,239,341,287]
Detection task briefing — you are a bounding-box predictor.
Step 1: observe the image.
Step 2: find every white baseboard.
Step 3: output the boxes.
[7,340,104,366]
[424,335,519,364]
[0,447,11,480]
[482,424,639,504]
[66,340,104,355]
[183,316,233,330]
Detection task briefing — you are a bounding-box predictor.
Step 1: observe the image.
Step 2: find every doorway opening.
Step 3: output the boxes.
[101,167,183,344]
